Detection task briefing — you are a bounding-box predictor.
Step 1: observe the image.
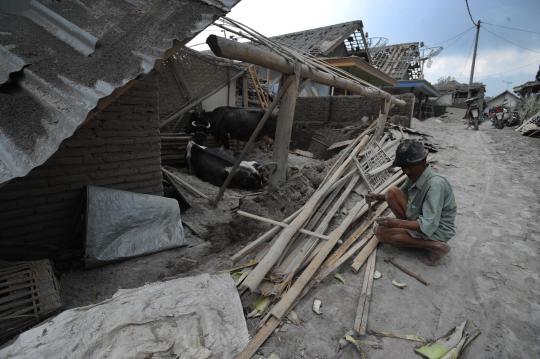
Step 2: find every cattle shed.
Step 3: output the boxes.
[0,0,241,262]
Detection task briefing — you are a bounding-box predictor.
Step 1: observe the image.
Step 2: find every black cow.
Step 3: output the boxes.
[186,132,263,189]
[187,106,277,149]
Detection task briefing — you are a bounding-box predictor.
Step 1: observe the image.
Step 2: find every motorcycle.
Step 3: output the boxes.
[465,97,480,130]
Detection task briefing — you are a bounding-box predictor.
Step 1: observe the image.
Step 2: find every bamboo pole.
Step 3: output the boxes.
[206,35,405,106]
[241,136,370,292]
[354,247,377,335]
[212,76,295,206]
[271,174,360,295]
[236,211,330,240]
[230,207,302,262]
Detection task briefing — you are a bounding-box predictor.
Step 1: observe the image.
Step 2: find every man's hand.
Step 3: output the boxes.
[365,192,385,204]
[375,216,400,228]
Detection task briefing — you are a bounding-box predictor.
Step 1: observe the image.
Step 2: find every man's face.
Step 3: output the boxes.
[401,165,414,178]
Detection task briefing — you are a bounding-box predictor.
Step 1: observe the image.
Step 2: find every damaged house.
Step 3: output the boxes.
[370,42,442,119]
[0,0,243,262]
[434,79,486,108]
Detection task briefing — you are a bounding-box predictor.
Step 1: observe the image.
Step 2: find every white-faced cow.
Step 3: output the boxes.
[187,106,277,149]
[186,132,264,189]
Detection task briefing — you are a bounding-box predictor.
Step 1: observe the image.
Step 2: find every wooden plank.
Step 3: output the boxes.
[354,247,377,334]
[327,139,353,151]
[317,233,373,282]
[351,236,379,272]
[161,168,209,200]
[316,203,387,281]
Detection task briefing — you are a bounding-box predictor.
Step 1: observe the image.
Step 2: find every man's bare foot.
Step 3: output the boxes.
[424,242,450,266]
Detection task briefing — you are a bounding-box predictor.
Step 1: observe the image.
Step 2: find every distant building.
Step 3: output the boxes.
[254,20,396,97]
[435,80,486,107]
[484,90,521,111]
[513,80,540,99]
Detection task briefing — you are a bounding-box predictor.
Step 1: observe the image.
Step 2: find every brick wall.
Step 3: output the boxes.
[0,74,162,262]
[294,94,415,125]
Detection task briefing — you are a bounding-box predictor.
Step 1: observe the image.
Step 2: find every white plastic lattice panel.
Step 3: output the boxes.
[358,142,394,191]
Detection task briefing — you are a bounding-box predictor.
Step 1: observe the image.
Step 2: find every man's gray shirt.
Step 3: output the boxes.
[400,166,457,242]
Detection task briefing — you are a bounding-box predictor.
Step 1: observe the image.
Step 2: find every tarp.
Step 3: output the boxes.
[0,273,249,359]
[85,186,186,267]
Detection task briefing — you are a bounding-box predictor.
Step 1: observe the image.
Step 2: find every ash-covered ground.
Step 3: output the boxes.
[60,109,540,359]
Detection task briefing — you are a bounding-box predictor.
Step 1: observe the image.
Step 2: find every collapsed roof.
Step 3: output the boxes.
[269,20,367,58]
[370,42,423,81]
[0,0,241,185]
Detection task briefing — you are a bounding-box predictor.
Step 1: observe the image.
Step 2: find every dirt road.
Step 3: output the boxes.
[258,109,540,359]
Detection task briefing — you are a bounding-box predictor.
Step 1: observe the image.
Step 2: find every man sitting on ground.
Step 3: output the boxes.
[366,140,457,265]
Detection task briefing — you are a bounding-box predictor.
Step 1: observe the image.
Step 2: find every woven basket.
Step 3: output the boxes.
[0,260,62,343]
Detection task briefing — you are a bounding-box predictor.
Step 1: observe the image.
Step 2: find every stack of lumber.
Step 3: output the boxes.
[231,119,407,358]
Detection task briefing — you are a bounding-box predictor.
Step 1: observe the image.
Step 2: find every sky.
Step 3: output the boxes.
[188,0,540,97]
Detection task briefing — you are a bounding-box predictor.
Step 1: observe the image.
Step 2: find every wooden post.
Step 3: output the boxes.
[242,75,248,107]
[211,77,295,206]
[271,74,300,187]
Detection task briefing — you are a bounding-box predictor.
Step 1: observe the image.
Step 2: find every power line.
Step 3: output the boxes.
[483,22,540,35]
[458,32,477,79]
[439,27,475,52]
[465,0,478,26]
[483,27,540,54]
[428,26,475,47]
[476,58,540,79]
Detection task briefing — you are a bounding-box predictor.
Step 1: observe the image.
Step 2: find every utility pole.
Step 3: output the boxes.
[468,20,481,99]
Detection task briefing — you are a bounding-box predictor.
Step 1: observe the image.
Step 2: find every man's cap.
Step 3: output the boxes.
[392,139,428,167]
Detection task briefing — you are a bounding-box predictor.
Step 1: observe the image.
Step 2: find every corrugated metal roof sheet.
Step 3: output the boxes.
[269,20,362,56]
[0,0,241,185]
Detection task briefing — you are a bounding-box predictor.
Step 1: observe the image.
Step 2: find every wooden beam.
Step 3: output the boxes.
[271,74,300,186]
[351,236,379,272]
[206,35,405,106]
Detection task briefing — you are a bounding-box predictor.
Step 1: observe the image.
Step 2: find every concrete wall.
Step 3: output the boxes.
[0,75,162,261]
[201,82,237,111]
[294,94,414,125]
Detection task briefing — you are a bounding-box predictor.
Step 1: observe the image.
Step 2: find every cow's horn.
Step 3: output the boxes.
[205,122,211,129]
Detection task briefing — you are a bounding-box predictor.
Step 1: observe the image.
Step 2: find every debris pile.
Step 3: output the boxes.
[515,110,540,137]
[229,119,415,357]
